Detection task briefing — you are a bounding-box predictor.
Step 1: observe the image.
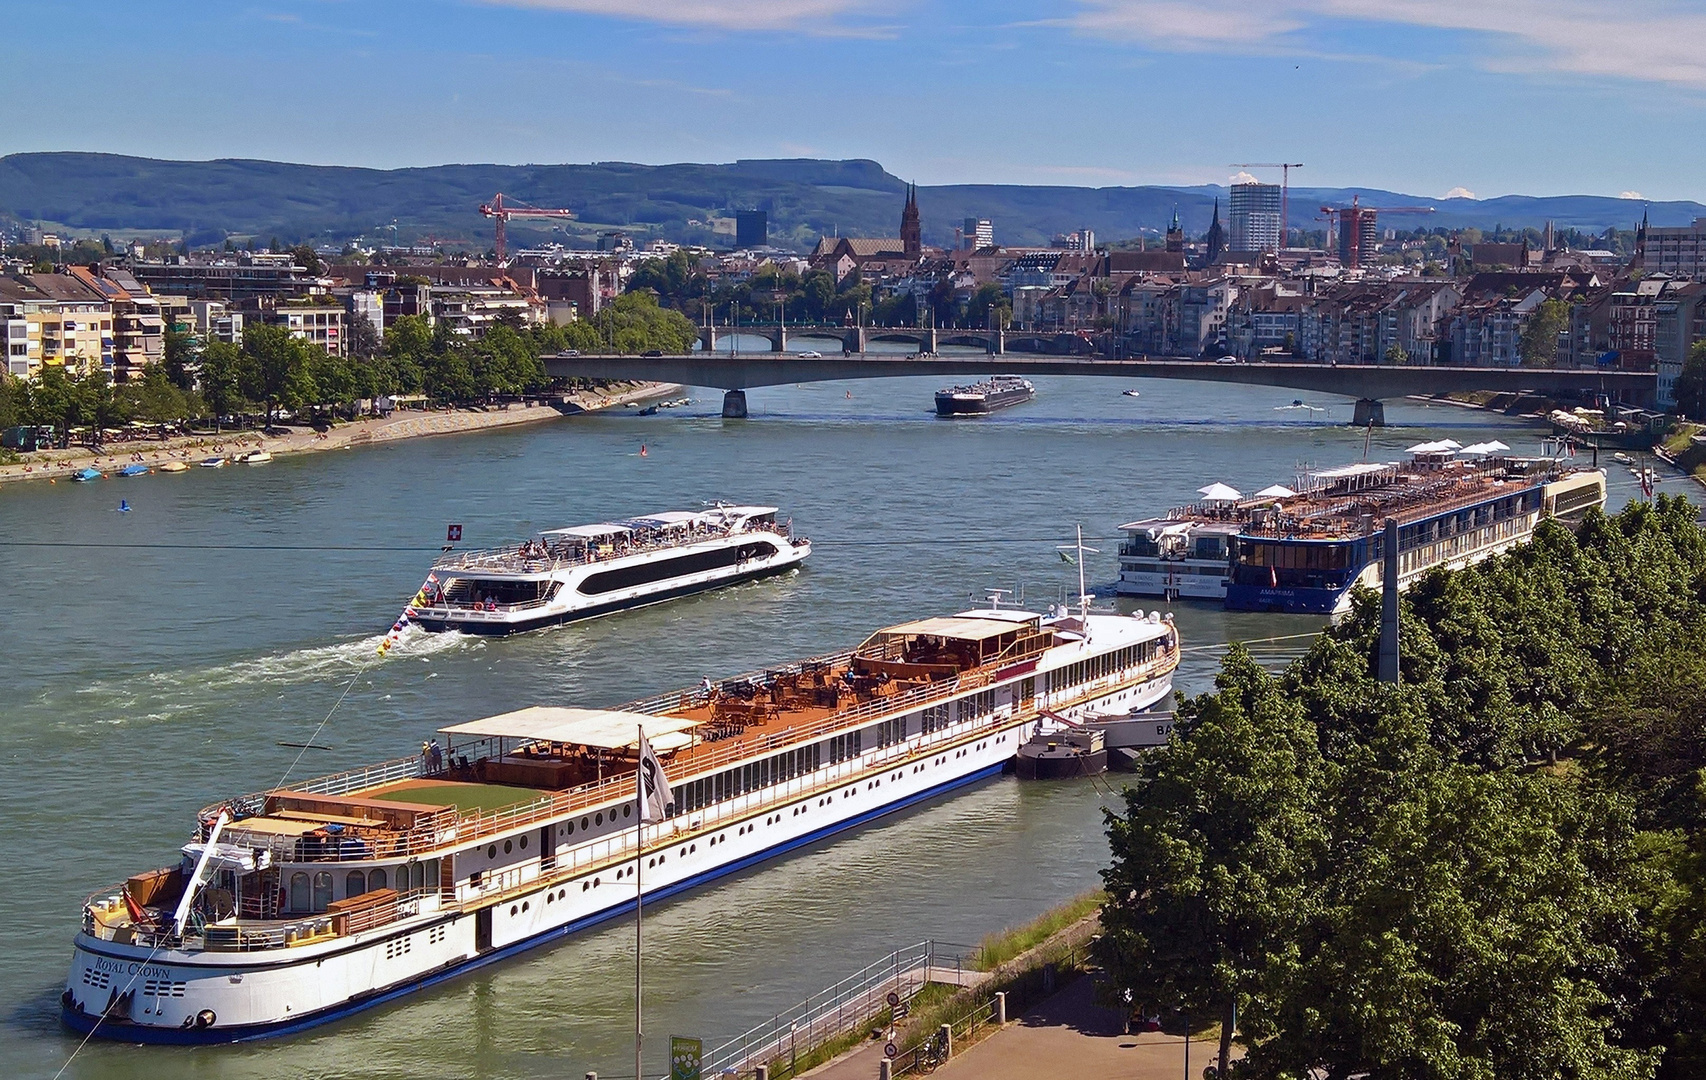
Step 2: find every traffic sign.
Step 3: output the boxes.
[884,1043,898,1059]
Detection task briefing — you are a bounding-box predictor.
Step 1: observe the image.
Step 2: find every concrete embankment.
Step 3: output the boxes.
[0,381,678,486]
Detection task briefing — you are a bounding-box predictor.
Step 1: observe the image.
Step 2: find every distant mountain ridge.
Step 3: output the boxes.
[0,152,1695,252]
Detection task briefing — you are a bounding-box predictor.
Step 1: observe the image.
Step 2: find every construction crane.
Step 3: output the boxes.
[1229,162,1304,245]
[479,193,576,265]
[1318,194,1435,268]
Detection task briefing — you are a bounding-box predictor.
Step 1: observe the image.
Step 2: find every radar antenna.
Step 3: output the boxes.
[1056,525,1099,624]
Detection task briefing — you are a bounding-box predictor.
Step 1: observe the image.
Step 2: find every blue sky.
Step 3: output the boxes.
[5,0,1706,201]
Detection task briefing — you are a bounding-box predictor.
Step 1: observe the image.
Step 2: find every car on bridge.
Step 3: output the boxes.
[796,350,823,358]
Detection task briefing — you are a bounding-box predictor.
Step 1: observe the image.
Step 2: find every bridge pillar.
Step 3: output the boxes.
[926,328,938,354]
[699,325,717,352]
[1352,398,1386,427]
[843,327,865,354]
[721,390,748,419]
[773,327,787,353]
[992,328,1005,356]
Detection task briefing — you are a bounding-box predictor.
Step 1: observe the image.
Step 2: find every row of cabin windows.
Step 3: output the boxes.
[288,859,440,913]
[673,743,824,815]
[955,690,996,723]
[1049,643,1157,694]
[668,681,1013,819]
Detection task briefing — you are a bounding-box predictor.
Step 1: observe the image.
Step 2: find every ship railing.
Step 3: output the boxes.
[430,524,797,576]
[81,887,430,952]
[421,594,555,616]
[702,939,984,1080]
[1241,479,1540,540]
[198,652,1170,866]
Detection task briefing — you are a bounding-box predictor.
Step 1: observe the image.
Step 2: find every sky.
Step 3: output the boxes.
[5,0,1706,201]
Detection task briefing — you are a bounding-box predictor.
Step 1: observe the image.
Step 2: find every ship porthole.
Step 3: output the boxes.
[623,805,632,819]
[565,822,574,835]
[519,835,528,849]
[595,813,604,826]
[581,817,590,830]
[504,840,513,854]
[487,844,497,859]
[511,905,518,916]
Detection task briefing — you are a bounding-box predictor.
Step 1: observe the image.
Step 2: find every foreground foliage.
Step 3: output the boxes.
[1101,497,1706,1079]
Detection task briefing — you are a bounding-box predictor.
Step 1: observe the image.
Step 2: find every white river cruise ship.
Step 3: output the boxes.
[64,603,1179,1043]
[411,505,809,635]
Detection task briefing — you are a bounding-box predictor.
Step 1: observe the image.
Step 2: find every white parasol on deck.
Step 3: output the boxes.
[1254,484,1297,499]
[1196,482,1243,503]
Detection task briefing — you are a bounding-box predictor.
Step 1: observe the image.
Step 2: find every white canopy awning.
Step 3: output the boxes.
[440,706,700,751]
[1196,482,1243,501]
[541,523,632,539]
[1254,484,1297,499]
[1458,440,1512,456]
[1405,439,1462,455]
[181,842,274,874]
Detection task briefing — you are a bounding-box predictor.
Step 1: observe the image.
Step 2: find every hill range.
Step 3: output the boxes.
[0,152,1695,254]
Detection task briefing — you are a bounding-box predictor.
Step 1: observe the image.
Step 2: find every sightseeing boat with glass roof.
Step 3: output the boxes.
[63,601,1179,1043]
[410,505,809,635]
[1223,440,1605,614]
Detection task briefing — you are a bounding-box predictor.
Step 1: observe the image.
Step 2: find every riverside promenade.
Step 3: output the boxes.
[806,976,1215,1080]
[0,381,675,486]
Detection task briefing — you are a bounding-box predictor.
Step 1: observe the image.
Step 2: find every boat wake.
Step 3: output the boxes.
[64,628,481,726]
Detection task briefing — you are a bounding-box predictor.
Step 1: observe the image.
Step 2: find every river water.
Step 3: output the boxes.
[0,363,1641,1079]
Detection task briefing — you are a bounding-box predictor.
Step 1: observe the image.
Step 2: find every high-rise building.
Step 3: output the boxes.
[1229,182,1282,253]
[962,217,993,249]
[1645,217,1706,281]
[736,209,768,249]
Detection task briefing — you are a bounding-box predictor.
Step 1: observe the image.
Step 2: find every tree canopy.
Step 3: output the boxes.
[1102,497,1706,1079]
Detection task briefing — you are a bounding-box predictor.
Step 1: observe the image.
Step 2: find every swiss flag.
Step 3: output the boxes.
[447,523,463,542]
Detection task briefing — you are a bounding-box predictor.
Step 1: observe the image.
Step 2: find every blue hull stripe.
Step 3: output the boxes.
[62,760,1007,1045]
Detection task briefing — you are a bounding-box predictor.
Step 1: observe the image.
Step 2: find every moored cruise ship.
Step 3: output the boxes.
[1224,444,1605,614]
[64,603,1180,1043]
[411,505,809,635]
[1115,518,1243,601]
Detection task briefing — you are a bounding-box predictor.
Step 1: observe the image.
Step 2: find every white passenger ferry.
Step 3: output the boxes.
[64,603,1178,1043]
[412,506,810,635]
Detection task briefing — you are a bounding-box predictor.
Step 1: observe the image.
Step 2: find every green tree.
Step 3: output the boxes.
[345,312,381,361]
[240,324,316,427]
[162,328,198,391]
[199,340,246,428]
[1520,298,1571,367]
[0,373,27,430]
[1384,342,1411,365]
[1671,340,1706,418]
[1100,648,1326,1078]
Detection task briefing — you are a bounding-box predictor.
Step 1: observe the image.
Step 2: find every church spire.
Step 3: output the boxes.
[901,180,922,259]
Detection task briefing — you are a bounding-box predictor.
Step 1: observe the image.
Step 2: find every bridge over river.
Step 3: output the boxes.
[545,352,1655,423]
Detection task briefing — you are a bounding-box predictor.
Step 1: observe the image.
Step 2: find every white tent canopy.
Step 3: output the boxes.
[1406,439,1463,455]
[1458,440,1512,456]
[1254,484,1297,499]
[440,706,700,752]
[1196,482,1243,502]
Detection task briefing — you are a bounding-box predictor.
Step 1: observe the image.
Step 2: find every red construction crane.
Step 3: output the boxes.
[479,193,576,264]
[1229,162,1304,245]
[1318,194,1435,268]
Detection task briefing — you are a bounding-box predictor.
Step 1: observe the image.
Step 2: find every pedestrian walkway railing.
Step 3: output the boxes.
[701,939,981,1080]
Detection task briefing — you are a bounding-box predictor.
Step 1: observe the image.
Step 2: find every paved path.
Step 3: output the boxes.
[936,977,1225,1080]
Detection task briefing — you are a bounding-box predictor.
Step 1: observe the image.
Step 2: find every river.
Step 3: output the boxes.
[0,369,1644,1079]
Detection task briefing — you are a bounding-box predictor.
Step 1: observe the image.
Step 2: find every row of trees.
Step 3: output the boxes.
[0,291,698,439]
[625,249,1009,330]
[1101,497,1706,1079]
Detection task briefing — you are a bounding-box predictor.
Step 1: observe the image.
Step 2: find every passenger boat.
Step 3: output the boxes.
[1115,518,1242,601]
[934,376,1034,416]
[1224,442,1605,614]
[236,450,273,465]
[199,457,226,468]
[118,464,151,477]
[410,506,810,636]
[63,602,1180,1043]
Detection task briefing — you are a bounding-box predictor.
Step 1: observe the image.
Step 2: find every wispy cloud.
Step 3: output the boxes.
[1070,0,1706,90]
[477,0,896,36]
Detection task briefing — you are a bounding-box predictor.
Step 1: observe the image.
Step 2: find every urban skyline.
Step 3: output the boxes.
[4,0,1705,201]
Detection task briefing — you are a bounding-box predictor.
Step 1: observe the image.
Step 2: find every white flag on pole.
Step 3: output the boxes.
[636,729,673,822]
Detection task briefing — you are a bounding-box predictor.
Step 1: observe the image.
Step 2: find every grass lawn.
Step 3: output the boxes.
[369,781,552,815]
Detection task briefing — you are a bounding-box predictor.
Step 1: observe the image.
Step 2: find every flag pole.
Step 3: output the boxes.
[635,724,644,1080]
